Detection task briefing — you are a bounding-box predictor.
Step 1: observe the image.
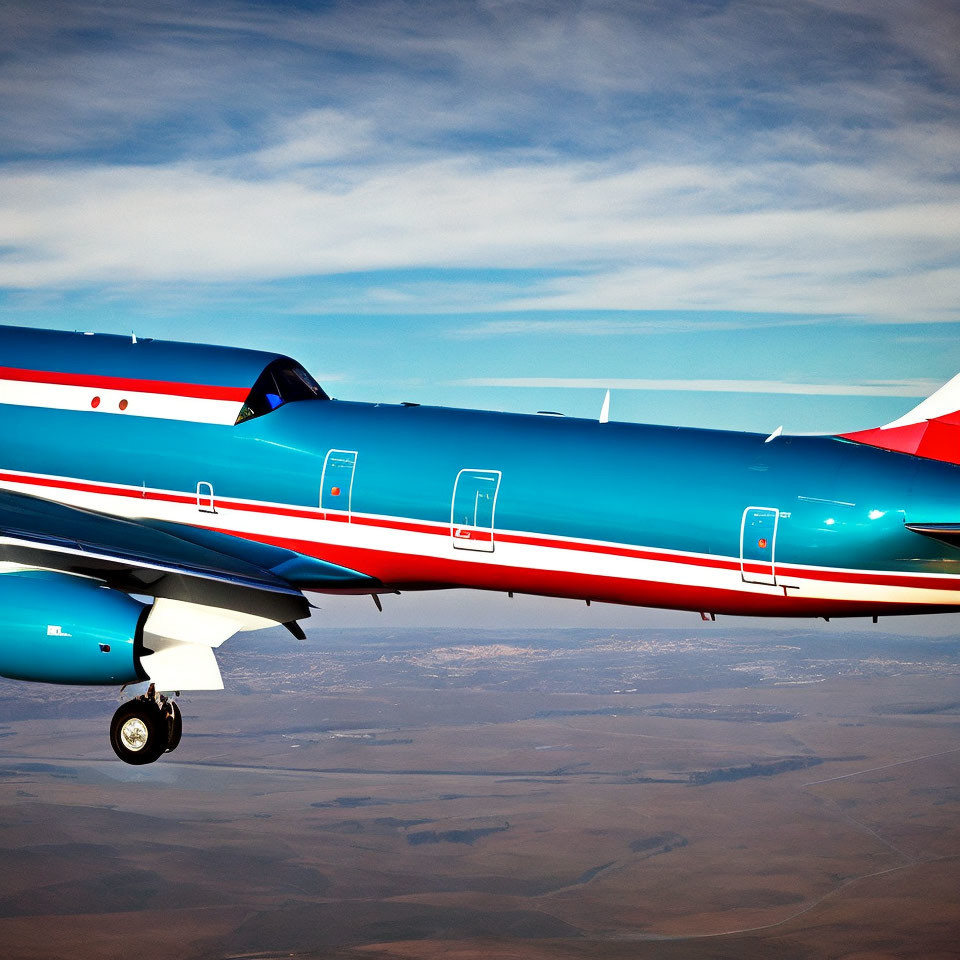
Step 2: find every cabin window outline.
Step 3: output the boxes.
[451,468,502,553]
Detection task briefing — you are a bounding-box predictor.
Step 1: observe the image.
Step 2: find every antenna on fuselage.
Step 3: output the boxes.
[599,390,611,424]
[764,425,783,443]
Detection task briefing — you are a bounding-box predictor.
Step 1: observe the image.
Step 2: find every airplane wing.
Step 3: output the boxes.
[137,517,383,595]
[904,522,960,548]
[0,488,380,625]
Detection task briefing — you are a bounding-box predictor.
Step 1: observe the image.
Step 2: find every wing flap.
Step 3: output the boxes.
[140,639,224,692]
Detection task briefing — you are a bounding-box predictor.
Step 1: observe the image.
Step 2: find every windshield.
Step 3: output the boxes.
[235,359,329,424]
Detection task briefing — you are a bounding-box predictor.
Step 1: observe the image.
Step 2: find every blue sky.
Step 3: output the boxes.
[1,0,959,629]
[1,0,958,431]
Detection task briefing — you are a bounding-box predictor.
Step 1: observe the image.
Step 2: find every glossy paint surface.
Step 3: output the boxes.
[0,326,282,389]
[3,326,960,620]
[0,571,144,684]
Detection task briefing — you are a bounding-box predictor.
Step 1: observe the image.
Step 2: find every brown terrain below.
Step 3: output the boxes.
[1,624,959,959]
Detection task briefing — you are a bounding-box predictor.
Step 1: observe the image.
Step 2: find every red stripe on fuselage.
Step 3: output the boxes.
[0,366,249,402]
[2,468,960,598]
[205,526,960,618]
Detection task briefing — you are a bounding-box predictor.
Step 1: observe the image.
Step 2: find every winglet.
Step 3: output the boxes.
[840,374,960,465]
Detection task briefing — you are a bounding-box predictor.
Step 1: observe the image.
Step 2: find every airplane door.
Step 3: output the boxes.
[196,481,216,514]
[321,450,357,518]
[740,506,778,585]
[451,469,501,552]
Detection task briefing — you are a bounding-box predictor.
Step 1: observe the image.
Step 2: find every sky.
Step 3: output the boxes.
[1,0,959,631]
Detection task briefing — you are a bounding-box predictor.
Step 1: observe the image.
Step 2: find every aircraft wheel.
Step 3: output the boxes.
[164,700,183,753]
[110,698,167,765]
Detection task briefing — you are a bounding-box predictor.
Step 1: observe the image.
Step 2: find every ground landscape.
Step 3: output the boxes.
[2,617,960,959]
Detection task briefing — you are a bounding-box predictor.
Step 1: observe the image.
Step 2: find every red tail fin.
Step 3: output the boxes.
[840,374,960,465]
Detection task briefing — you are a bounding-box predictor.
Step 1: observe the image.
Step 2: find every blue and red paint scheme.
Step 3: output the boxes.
[2,324,960,761]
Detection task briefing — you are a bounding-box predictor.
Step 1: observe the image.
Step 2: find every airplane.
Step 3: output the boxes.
[2,324,960,764]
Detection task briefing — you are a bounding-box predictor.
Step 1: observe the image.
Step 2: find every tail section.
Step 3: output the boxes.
[840,373,960,465]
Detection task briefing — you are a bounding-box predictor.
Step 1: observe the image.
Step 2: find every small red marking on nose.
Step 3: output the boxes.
[91,396,101,408]
[758,538,768,549]
[331,486,341,496]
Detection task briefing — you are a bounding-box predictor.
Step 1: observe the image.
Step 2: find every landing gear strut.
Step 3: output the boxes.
[110,685,181,765]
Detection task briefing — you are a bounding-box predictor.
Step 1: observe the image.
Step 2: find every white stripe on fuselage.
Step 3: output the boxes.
[0,379,243,424]
[1,469,959,610]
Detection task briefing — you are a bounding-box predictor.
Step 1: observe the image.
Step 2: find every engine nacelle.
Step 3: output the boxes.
[0,571,148,685]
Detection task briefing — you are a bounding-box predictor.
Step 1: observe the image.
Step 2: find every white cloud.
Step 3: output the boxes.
[1,147,958,320]
[0,1,958,322]
[453,377,943,397]
[446,314,835,339]
[252,110,375,169]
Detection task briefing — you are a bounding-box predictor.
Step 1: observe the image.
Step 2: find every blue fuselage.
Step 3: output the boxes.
[4,395,960,618]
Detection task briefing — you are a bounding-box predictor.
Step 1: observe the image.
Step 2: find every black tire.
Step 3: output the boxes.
[109,698,167,765]
[164,700,183,753]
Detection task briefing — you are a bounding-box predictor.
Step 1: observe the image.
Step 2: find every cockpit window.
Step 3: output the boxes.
[235,359,329,424]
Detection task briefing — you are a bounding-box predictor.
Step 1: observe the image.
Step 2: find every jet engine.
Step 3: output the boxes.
[0,570,148,685]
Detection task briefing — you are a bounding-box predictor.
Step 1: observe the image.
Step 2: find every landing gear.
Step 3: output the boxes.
[164,699,182,753]
[109,685,181,765]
